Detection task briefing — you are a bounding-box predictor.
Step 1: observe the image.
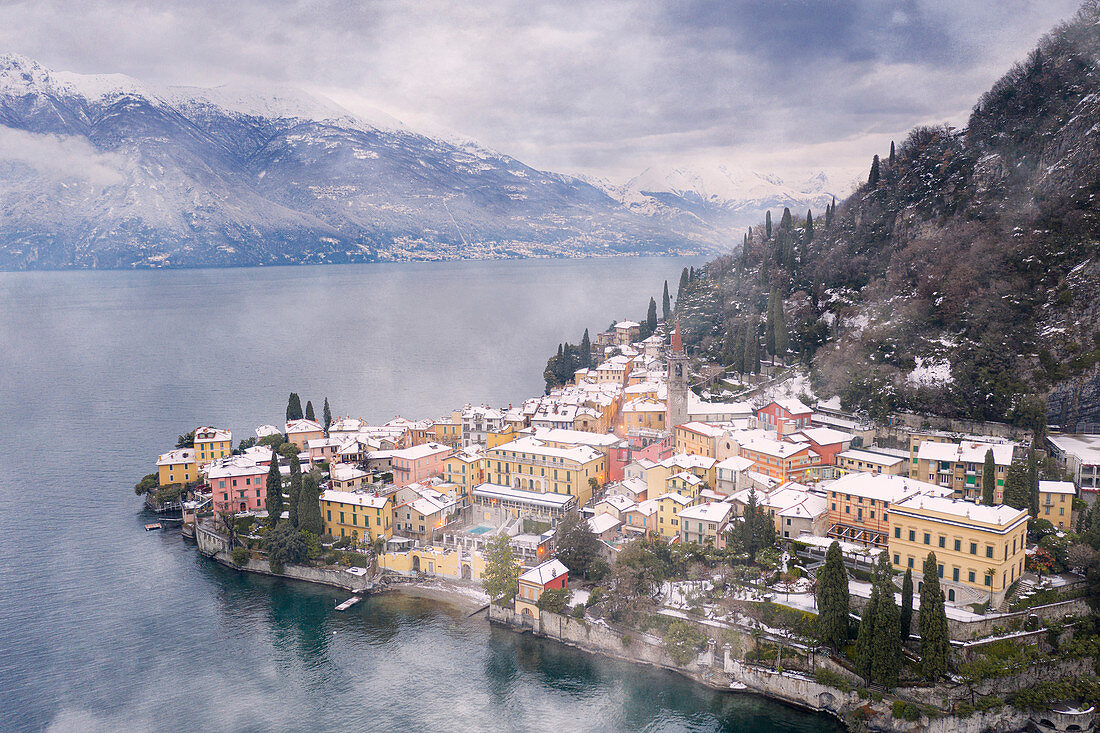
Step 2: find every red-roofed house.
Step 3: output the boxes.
[515,558,569,620]
[756,399,812,436]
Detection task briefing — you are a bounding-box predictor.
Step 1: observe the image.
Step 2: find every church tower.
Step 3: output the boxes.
[666,321,689,432]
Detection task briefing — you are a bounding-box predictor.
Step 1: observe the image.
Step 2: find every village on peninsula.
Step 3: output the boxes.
[137,298,1100,733]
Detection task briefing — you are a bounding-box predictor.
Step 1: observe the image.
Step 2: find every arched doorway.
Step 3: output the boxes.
[412,555,421,572]
[462,564,472,580]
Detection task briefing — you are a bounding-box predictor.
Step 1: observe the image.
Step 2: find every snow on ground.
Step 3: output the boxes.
[907,356,954,387]
[570,588,590,607]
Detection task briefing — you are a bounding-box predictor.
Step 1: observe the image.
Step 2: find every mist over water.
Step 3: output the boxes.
[0,257,839,732]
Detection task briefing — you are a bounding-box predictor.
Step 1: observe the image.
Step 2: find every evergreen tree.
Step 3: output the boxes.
[765,292,777,356]
[740,234,750,269]
[753,331,761,374]
[482,534,518,603]
[816,541,850,650]
[647,297,658,332]
[740,319,755,376]
[779,207,793,231]
[286,392,303,421]
[689,266,696,281]
[555,512,601,579]
[287,454,302,528]
[1027,449,1040,517]
[868,154,881,186]
[323,397,332,434]
[765,210,772,239]
[677,267,689,301]
[805,210,814,243]
[1003,456,1030,510]
[774,298,789,357]
[889,140,896,165]
[1084,505,1100,551]
[265,455,283,526]
[854,577,879,679]
[662,281,671,321]
[869,551,902,688]
[305,400,316,422]
[580,328,592,369]
[918,552,950,680]
[982,449,996,505]
[900,567,914,641]
[826,198,835,228]
[297,472,323,536]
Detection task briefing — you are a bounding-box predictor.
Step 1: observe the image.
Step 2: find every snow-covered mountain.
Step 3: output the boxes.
[591,165,840,233]
[0,54,726,269]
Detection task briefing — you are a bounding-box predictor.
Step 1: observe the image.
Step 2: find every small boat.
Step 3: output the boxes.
[144,522,162,531]
[335,596,361,611]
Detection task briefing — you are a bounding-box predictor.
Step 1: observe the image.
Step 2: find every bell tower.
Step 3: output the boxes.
[666,321,689,432]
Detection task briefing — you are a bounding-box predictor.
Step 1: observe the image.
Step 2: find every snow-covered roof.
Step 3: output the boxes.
[157,448,194,465]
[678,502,733,523]
[613,321,640,329]
[632,498,659,516]
[1039,480,1076,495]
[588,514,622,535]
[917,440,1015,466]
[892,493,1029,528]
[792,427,853,446]
[195,426,231,442]
[255,425,282,438]
[331,464,369,481]
[491,436,601,464]
[655,491,692,506]
[678,421,727,438]
[285,419,323,434]
[826,472,951,503]
[837,448,906,466]
[530,427,621,447]
[716,455,755,472]
[662,453,717,470]
[390,442,452,460]
[668,470,703,486]
[319,489,389,509]
[1048,434,1100,465]
[520,558,570,585]
[472,483,575,509]
[307,437,342,449]
[761,398,812,416]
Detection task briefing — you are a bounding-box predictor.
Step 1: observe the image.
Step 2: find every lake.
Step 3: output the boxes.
[0,257,841,732]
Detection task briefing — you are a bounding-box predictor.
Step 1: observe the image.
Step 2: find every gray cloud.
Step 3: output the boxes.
[0,0,1083,184]
[0,126,126,187]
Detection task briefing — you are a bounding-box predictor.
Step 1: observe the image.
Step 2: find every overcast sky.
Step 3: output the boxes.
[0,0,1083,186]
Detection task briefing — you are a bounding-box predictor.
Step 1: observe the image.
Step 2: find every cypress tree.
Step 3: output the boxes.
[753,331,761,374]
[298,472,323,536]
[662,281,671,321]
[678,267,689,301]
[918,552,950,680]
[854,577,879,679]
[323,397,332,435]
[286,393,303,421]
[287,454,302,528]
[889,140,896,165]
[779,207,793,231]
[1027,449,1040,518]
[765,292,777,356]
[774,298,789,357]
[265,455,283,526]
[765,210,772,239]
[741,234,750,269]
[647,297,658,332]
[805,209,814,243]
[740,319,755,376]
[900,568,914,641]
[982,449,996,505]
[689,266,696,281]
[816,541,850,650]
[305,400,316,422]
[868,154,881,186]
[870,551,902,689]
[580,328,592,368]
[1003,456,1029,510]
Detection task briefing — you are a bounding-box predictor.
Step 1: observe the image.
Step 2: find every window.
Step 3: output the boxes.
[923,533,930,545]
[954,539,961,552]
[968,570,975,583]
[970,542,977,555]
[985,546,993,559]
[983,574,992,587]
[909,530,916,541]
[895,527,901,538]
[938,536,945,548]
[952,567,959,581]
[894,553,900,565]
[907,556,914,568]
[938,564,944,578]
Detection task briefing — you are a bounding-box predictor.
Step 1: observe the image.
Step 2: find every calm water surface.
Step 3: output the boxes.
[0,258,841,732]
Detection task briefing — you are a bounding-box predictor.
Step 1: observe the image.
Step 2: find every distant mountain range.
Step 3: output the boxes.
[0,54,838,270]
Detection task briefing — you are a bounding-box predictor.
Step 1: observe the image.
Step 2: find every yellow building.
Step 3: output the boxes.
[889,492,1028,607]
[156,448,196,486]
[836,448,908,476]
[665,471,704,501]
[486,425,518,448]
[620,398,667,434]
[320,489,392,542]
[654,492,693,539]
[379,546,487,582]
[1038,480,1076,530]
[515,559,569,620]
[442,447,485,504]
[909,435,1015,501]
[484,436,606,507]
[431,417,463,449]
[674,422,726,459]
[193,427,232,469]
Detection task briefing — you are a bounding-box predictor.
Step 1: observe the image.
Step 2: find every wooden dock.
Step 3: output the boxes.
[144,522,162,531]
[335,596,361,611]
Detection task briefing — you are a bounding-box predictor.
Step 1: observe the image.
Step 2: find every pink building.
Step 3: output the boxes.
[307,437,342,466]
[208,457,271,514]
[285,419,324,450]
[390,442,453,486]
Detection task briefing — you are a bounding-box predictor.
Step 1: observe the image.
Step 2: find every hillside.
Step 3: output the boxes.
[674,4,1100,430]
[0,54,725,269]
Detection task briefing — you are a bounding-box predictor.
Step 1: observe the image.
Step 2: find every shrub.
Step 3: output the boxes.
[814,668,853,693]
[891,701,921,721]
[663,620,707,665]
[955,701,975,718]
[870,690,883,703]
[586,586,603,608]
[621,634,632,647]
[975,695,1003,712]
[571,605,586,620]
[230,547,250,566]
